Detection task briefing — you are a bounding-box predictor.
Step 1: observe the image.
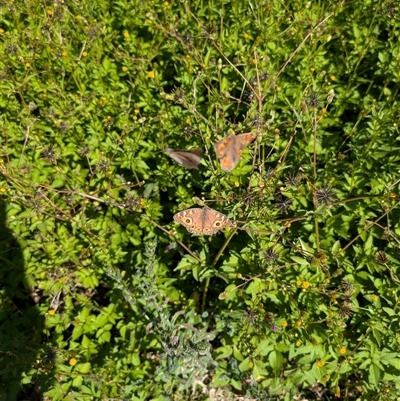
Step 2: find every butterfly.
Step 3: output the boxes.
[173,207,231,235]
[165,148,203,170]
[214,133,257,171]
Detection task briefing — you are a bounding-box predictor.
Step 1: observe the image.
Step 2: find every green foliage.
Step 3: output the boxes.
[1,0,400,399]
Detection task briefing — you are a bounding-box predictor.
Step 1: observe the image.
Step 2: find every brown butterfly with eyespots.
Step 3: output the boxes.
[214,132,257,171]
[173,207,231,235]
[165,148,203,170]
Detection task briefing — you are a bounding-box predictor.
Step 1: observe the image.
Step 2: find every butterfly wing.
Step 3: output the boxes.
[237,133,257,149]
[202,208,231,235]
[213,135,242,171]
[173,207,230,235]
[165,148,203,169]
[173,208,204,234]
[213,135,233,159]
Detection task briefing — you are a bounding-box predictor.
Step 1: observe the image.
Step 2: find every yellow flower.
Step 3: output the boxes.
[316,360,324,367]
[69,358,77,366]
[237,273,242,279]
[339,347,347,355]
[46,9,52,15]
[295,320,302,327]
[82,51,88,57]
[296,340,301,346]
[234,181,240,187]
[25,62,31,67]
[296,280,302,287]
[62,51,68,57]
[281,320,288,328]
[371,294,379,302]
[302,281,310,289]
[123,31,130,38]
[185,55,191,60]
[284,221,291,228]
[330,75,336,81]
[243,33,249,39]
[48,309,55,315]
[134,108,140,114]
[0,29,4,34]
[185,118,190,124]
[164,1,169,6]
[147,71,155,78]
[248,361,253,368]
[122,66,128,72]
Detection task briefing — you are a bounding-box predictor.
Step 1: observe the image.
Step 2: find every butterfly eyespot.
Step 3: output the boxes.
[214,221,222,227]
[185,218,193,224]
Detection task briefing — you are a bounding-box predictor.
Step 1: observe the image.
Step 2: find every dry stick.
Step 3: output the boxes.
[373,221,400,246]
[340,200,400,254]
[201,229,236,314]
[265,12,334,94]
[313,107,317,180]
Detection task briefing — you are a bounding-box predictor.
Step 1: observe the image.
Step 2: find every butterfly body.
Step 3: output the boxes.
[165,148,203,169]
[214,133,257,171]
[173,207,230,235]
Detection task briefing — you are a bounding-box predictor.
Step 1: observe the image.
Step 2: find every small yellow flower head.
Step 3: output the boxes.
[134,108,140,114]
[185,118,190,124]
[330,75,336,81]
[281,320,288,328]
[302,281,310,289]
[234,181,240,187]
[339,347,347,355]
[284,221,291,228]
[185,55,191,60]
[25,62,31,67]
[295,320,302,327]
[164,1,169,6]
[237,273,242,279]
[296,280,302,287]
[316,360,325,367]
[122,66,128,72]
[248,361,253,368]
[46,9,52,15]
[48,309,55,315]
[133,116,137,120]
[82,51,88,57]
[123,31,130,38]
[371,294,379,302]
[147,71,155,78]
[296,340,302,346]
[0,28,4,35]
[243,33,249,39]
[69,357,77,366]
[62,51,68,57]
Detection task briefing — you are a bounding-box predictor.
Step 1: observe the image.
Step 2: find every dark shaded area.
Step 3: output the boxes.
[0,197,45,400]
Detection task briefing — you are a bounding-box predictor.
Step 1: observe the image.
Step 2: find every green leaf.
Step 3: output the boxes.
[269,350,284,372]
[369,363,380,388]
[76,362,92,374]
